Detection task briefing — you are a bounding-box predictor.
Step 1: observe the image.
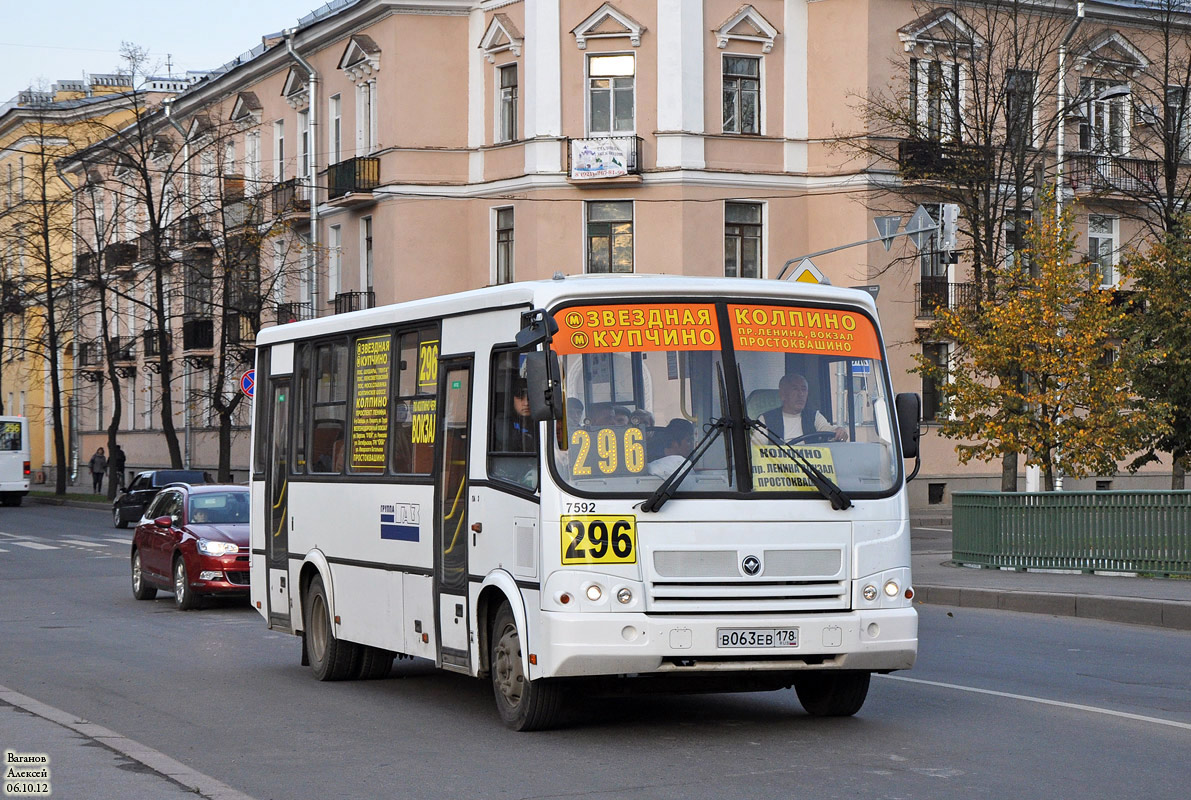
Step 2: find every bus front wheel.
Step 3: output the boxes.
[304,575,360,681]
[489,603,562,731]
[794,671,871,717]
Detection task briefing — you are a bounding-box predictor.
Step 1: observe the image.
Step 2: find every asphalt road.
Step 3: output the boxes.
[1,504,1188,800]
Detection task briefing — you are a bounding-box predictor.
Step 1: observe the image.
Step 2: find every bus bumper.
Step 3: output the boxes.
[534,607,917,679]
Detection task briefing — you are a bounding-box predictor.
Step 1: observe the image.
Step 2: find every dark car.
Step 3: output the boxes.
[129,484,250,610]
[112,469,211,528]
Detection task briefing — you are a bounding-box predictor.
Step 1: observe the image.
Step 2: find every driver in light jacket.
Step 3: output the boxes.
[760,373,848,442]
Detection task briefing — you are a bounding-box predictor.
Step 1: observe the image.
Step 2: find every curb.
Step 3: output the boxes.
[0,684,257,800]
[31,496,110,511]
[914,584,1191,631]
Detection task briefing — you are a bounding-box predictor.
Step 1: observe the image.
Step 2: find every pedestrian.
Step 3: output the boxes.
[111,444,127,491]
[88,447,107,494]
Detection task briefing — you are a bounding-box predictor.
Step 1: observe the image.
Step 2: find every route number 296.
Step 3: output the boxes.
[560,515,637,565]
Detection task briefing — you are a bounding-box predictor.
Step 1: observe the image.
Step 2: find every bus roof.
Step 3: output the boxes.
[256,275,879,345]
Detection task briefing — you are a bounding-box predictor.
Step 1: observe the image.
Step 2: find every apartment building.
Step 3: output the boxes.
[69,0,1188,502]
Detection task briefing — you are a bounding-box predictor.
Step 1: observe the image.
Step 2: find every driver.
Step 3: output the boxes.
[761,373,847,442]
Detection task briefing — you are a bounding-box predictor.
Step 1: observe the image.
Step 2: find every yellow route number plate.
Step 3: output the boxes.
[560,515,637,565]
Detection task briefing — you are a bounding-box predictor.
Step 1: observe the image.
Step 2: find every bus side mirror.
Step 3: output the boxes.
[524,351,562,422]
[895,393,921,459]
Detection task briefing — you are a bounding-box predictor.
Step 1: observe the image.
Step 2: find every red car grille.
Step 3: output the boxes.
[225,571,250,586]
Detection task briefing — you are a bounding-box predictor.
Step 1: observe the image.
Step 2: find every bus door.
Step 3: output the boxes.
[265,378,293,632]
[434,359,472,671]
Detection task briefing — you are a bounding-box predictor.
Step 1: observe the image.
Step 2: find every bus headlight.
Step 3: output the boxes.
[883,580,900,598]
[585,584,603,602]
[863,584,878,601]
[198,539,238,556]
[616,587,633,604]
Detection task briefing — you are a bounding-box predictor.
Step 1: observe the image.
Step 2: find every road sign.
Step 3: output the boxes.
[873,216,902,251]
[787,258,830,285]
[850,284,880,300]
[907,205,937,250]
[240,369,255,398]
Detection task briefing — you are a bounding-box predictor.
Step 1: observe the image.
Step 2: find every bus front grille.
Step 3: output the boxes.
[646,580,848,613]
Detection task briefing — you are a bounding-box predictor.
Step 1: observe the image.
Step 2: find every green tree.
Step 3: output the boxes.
[1121,229,1191,487]
[918,190,1166,489]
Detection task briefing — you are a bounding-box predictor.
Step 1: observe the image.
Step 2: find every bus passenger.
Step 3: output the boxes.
[647,419,695,479]
[762,373,847,442]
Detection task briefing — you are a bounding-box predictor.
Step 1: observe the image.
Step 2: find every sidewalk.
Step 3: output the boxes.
[911,513,1191,631]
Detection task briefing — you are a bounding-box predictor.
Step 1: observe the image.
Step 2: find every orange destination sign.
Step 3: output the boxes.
[728,304,882,359]
[553,304,719,354]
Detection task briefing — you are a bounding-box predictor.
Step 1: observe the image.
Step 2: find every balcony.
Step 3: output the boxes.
[136,230,163,262]
[326,157,380,203]
[173,214,212,248]
[1066,153,1161,195]
[898,139,993,183]
[276,301,315,325]
[75,252,98,279]
[78,341,103,367]
[108,336,136,363]
[224,311,256,346]
[142,328,171,358]
[567,136,642,182]
[224,196,263,230]
[333,291,375,315]
[182,316,214,351]
[104,242,138,273]
[270,178,310,222]
[916,278,979,320]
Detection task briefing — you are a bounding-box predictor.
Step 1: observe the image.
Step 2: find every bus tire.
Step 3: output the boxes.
[794,671,870,717]
[304,575,359,681]
[489,602,562,731]
[130,549,157,601]
[355,646,395,680]
[2,493,21,507]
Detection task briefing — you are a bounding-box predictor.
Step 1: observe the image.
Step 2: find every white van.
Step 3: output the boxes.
[0,416,30,506]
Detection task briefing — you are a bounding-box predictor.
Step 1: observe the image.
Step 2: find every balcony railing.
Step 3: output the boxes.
[276,301,315,325]
[182,316,214,350]
[326,157,380,200]
[142,328,170,358]
[75,252,98,278]
[173,214,212,245]
[1066,153,1162,195]
[108,336,136,363]
[224,311,256,346]
[567,136,643,180]
[916,278,979,319]
[333,291,375,315]
[104,242,138,271]
[224,196,263,230]
[136,230,162,262]
[78,341,103,367]
[270,178,310,217]
[898,139,993,183]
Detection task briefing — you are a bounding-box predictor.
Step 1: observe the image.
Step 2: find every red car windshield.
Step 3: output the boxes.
[188,492,249,525]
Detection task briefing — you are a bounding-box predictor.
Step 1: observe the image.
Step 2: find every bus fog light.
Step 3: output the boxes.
[585,584,603,602]
[883,580,900,598]
[867,622,880,638]
[863,584,877,601]
[616,587,633,604]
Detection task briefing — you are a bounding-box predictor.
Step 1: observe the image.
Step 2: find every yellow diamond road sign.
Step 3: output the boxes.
[788,258,829,285]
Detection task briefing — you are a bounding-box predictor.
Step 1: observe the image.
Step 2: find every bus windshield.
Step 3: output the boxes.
[549,301,899,498]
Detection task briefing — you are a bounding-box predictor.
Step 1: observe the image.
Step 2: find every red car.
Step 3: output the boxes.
[130,484,250,610]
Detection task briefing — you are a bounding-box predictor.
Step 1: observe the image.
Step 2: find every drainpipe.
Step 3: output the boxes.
[1055,2,1085,217]
[285,29,320,314]
[163,98,192,467]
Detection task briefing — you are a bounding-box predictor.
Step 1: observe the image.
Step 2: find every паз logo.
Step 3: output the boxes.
[741,555,761,576]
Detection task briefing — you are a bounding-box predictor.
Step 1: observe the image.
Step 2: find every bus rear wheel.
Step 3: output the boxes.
[489,602,562,731]
[355,646,395,680]
[794,671,871,717]
[304,575,360,681]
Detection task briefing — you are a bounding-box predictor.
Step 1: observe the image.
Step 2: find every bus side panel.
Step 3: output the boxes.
[250,480,268,623]
[403,574,436,660]
[332,564,405,655]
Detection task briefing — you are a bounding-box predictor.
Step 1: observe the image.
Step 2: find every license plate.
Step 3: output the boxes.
[716,628,799,648]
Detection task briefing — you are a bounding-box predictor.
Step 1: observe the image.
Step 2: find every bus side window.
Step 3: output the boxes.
[310,421,345,473]
[488,349,538,490]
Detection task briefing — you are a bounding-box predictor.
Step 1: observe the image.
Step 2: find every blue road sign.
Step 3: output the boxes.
[240,369,255,398]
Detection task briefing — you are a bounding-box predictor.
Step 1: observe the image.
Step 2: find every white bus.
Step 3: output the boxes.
[249,276,921,730]
[0,416,30,506]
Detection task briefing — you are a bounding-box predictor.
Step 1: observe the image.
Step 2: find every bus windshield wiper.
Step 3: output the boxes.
[746,417,852,511]
[639,417,731,514]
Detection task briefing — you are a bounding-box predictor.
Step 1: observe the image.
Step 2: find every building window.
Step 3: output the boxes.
[495,207,514,284]
[298,109,310,177]
[361,216,373,292]
[246,131,261,191]
[1005,69,1035,151]
[586,201,633,273]
[1088,214,1117,286]
[588,54,634,135]
[329,94,342,163]
[1080,78,1128,154]
[724,202,762,278]
[328,225,342,299]
[274,120,285,182]
[922,343,950,422]
[357,81,377,153]
[723,56,760,134]
[910,59,960,140]
[498,64,517,143]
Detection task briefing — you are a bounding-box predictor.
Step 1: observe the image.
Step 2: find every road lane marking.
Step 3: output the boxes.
[62,539,106,547]
[880,674,1191,731]
[12,541,56,550]
[104,538,131,545]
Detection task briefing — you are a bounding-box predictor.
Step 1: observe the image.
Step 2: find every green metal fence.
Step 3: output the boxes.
[952,491,1191,576]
